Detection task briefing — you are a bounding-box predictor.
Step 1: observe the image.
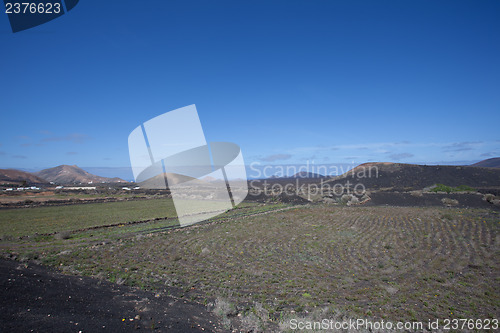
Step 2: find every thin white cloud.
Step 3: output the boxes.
[442,141,482,152]
[41,133,91,144]
[260,154,292,162]
[389,153,414,160]
[285,141,493,155]
[480,152,497,157]
[252,141,499,165]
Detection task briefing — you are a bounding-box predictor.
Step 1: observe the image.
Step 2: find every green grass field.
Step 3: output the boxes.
[0,199,179,237]
[0,202,498,331]
[0,199,280,238]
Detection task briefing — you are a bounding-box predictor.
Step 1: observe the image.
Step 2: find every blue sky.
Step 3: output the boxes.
[1,0,499,180]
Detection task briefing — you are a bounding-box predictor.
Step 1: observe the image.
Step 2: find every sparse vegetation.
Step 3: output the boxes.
[211,297,236,329]
[430,184,476,193]
[1,203,498,329]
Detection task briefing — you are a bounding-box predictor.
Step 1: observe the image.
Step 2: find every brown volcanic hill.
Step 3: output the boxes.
[34,165,126,184]
[326,162,500,190]
[0,169,48,185]
[472,157,500,168]
[138,173,208,189]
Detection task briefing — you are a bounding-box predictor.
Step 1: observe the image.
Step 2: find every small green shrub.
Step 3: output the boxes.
[431,184,475,193]
[455,185,475,192]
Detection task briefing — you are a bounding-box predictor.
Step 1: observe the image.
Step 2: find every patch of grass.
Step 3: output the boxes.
[431,184,475,193]
[0,198,265,238]
[212,297,236,329]
[0,198,179,237]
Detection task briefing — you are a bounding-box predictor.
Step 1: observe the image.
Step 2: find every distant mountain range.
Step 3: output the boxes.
[269,172,327,179]
[34,165,126,184]
[263,158,500,181]
[291,171,326,179]
[326,161,500,190]
[1,157,498,186]
[0,165,126,185]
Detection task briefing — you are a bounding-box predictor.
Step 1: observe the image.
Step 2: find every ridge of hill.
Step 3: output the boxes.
[327,162,500,189]
[34,165,126,185]
[471,157,500,168]
[0,169,48,185]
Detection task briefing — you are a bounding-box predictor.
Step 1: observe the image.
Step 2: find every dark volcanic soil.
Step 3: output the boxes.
[0,259,225,332]
[365,192,500,210]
